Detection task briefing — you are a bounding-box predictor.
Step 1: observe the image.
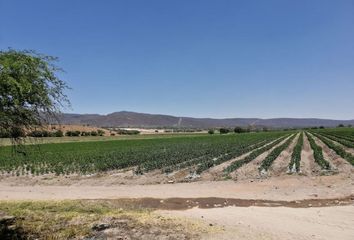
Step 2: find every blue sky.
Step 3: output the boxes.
[1,0,354,119]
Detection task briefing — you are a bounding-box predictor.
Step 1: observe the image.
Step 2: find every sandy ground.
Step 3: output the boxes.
[300,133,321,176]
[1,174,353,200]
[160,205,354,240]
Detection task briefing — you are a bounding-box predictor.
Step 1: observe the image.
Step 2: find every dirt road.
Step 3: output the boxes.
[1,172,353,239]
[1,174,353,201]
[161,205,354,240]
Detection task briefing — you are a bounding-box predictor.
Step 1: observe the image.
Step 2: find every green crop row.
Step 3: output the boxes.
[320,133,354,149]
[312,132,354,166]
[223,134,290,174]
[0,131,290,175]
[324,132,354,142]
[194,139,274,174]
[259,134,297,171]
[288,132,304,173]
[305,132,331,170]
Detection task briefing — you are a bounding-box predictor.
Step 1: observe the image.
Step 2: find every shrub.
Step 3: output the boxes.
[66,131,81,137]
[97,129,105,136]
[28,130,44,137]
[115,129,140,135]
[28,130,55,137]
[208,129,215,134]
[219,128,230,134]
[90,131,98,136]
[234,127,244,133]
[55,130,64,137]
[0,129,10,138]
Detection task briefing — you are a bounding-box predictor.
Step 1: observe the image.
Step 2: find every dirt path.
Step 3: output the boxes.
[300,133,321,176]
[269,133,300,176]
[161,205,354,240]
[1,174,353,201]
[230,135,294,180]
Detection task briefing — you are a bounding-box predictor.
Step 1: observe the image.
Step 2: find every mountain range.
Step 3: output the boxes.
[57,111,354,129]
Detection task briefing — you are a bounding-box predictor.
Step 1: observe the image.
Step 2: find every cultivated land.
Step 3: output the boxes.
[1,128,354,239]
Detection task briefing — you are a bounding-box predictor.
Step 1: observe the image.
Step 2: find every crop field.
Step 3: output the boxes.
[0,128,353,180]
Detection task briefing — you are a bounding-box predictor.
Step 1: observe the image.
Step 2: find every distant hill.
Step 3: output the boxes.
[58,111,354,129]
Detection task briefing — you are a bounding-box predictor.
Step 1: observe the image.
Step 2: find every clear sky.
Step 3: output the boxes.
[1,0,354,119]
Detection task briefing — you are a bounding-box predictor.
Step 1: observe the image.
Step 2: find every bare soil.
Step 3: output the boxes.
[269,133,300,176]
[300,133,322,176]
[1,173,353,201]
[161,205,354,240]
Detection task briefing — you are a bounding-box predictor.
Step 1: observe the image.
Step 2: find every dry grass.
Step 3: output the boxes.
[0,200,206,239]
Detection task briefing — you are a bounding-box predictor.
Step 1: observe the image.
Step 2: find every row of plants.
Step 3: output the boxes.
[140,132,288,172]
[209,126,270,135]
[0,129,105,138]
[331,134,354,142]
[288,132,304,173]
[27,130,64,138]
[320,133,354,149]
[259,134,297,171]
[0,131,289,176]
[194,139,274,174]
[313,127,354,140]
[305,132,331,170]
[223,134,291,174]
[311,132,354,166]
[66,130,105,137]
[114,129,140,135]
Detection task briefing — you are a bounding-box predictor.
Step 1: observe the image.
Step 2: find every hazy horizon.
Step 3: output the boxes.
[62,110,354,121]
[1,0,354,119]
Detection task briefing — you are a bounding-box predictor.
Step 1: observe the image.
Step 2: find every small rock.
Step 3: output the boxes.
[92,223,111,231]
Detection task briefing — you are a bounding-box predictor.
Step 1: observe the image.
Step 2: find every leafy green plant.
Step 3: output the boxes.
[259,134,296,171]
[312,132,354,166]
[223,135,290,174]
[305,132,331,170]
[288,132,303,173]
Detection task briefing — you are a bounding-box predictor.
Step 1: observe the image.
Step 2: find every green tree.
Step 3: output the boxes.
[0,49,69,146]
[219,128,230,134]
[234,126,244,133]
[208,129,215,134]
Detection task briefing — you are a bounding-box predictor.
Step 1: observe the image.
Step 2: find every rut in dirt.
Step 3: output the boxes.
[86,195,354,210]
